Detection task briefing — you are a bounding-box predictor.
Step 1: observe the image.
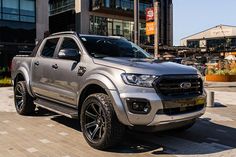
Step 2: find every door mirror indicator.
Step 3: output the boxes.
[58,49,80,61]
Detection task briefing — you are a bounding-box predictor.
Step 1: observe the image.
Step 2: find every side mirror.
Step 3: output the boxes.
[58,49,80,61]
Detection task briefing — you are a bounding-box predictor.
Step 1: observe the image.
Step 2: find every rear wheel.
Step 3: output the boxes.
[80,93,125,150]
[14,81,35,115]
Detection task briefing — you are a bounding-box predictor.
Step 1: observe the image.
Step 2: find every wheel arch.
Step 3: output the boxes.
[13,68,34,97]
[77,75,131,126]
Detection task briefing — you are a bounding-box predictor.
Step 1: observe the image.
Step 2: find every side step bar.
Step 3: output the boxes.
[34,98,78,119]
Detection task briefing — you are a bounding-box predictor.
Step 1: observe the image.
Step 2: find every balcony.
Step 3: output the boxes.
[49,0,75,16]
[90,0,152,18]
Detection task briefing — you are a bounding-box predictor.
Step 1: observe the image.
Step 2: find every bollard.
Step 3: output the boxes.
[207,91,215,107]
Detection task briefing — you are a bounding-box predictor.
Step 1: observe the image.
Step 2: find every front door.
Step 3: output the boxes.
[51,37,85,105]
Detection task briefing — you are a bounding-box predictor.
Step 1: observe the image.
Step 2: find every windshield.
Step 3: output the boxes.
[79,36,151,59]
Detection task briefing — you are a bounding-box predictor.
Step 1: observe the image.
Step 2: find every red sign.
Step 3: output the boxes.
[146,7,154,21]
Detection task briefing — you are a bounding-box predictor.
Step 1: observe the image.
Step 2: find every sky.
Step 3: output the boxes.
[173,0,236,46]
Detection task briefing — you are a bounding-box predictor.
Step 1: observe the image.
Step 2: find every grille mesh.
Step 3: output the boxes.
[153,75,203,97]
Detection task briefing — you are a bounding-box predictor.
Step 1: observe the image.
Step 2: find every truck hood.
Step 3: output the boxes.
[93,57,199,75]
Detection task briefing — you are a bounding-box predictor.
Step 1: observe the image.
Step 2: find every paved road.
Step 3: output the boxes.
[0,87,236,157]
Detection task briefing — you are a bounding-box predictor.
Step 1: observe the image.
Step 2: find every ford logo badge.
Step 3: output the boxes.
[180,82,192,89]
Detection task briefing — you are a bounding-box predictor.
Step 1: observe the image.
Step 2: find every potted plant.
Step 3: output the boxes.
[0,77,12,87]
[206,61,236,82]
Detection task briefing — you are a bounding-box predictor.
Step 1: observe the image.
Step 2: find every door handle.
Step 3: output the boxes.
[52,64,58,69]
[34,61,39,66]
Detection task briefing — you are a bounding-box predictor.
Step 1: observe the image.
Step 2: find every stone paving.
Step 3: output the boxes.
[0,87,236,157]
[0,87,15,112]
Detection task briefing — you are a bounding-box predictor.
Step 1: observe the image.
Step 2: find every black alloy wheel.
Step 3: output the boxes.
[84,102,106,142]
[81,93,125,150]
[15,84,24,111]
[14,81,35,115]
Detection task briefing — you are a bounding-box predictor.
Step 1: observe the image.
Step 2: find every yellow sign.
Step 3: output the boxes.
[146,22,155,35]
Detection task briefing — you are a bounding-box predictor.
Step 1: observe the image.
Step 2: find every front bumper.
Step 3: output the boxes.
[119,88,207,126]
[148,107,205,126]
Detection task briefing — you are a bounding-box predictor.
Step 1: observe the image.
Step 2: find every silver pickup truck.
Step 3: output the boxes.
[11,31,206,150]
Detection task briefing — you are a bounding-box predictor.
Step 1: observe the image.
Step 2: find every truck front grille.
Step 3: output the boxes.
[153,75,203,97]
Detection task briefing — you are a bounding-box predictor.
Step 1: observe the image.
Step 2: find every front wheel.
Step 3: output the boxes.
[80,93,125,150]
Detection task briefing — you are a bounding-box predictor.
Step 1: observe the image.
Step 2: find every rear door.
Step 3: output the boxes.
[31,37,60,99]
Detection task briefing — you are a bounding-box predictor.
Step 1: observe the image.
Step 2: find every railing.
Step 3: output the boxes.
[50,0,75,15]
[91,0,152,14]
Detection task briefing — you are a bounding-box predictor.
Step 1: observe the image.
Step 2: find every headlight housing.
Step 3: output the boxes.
[121,73,158,88]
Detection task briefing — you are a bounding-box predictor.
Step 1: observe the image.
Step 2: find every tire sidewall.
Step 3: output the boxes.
[14,81,35,115]
[14,82,27,114]
[80,95,110,147]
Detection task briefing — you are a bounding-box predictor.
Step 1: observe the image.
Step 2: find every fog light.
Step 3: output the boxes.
[126,98,151,114]
[132,102,140,110]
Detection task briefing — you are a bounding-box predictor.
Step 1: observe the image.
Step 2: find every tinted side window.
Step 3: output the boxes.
[41,38,59,58]
[60,38,79,51]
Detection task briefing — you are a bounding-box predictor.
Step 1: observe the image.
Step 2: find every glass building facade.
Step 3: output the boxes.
[0,0,36,78]
[186,37,236,52]
[91,0,152,14]
[49,0,76,33]
[49,0,173,47]
[207,38,236,52]
[89,16,146,44]
[0,0,36,22]
[187,40,200,48]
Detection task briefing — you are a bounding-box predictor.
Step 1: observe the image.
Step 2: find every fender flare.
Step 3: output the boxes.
[13,67,34,97]
[77,74,132,126]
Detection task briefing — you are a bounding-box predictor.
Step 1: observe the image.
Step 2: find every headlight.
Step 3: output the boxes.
[121,73,158,88]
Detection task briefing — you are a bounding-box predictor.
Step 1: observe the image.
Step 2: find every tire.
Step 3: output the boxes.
[80,93,125,150]
[14,81,35,115]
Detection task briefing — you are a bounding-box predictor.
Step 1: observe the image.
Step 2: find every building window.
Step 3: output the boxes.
[91,0,151,14]
[121,0,131,11]
[90,16,108,36]
[140,22,146,44]
[89,15,147,44]
[187,40,199,48]
[2,0,19,21]
[113,19,123,36]
[0,0,35,23]
[207,39,226,51]
[104,0,110,7]
[0,0,2,19]
[123,21,131,40]
[231,38,236,48]
[20,0,35,22]
[116,0,121,9]
[49,0,75,15]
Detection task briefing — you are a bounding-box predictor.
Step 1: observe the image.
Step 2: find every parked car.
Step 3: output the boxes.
[11,32,206,150]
